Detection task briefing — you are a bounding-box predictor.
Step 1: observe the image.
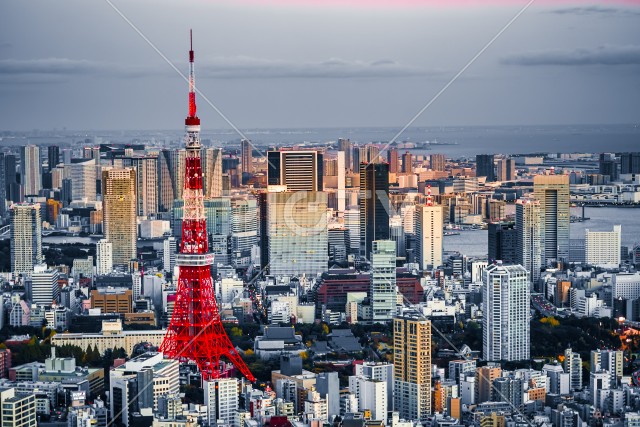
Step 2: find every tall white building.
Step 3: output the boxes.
[202,147,223,198]
[585,225,622,268]
[125,156,158,217]
[591,349,624,387]
[337,151,346,214]
[10,203,43,278]
[163,237,177,274]
[204,378,238,427]
[30,266,60,306]
[415,204,443,271]
[370,240,396,322]
[564,348,582,392]
[96,239,113,276]
[348,375,387,422]
[483,262,530,362]
[68,158,97,202]
[231,197,258,267]
[20,145,41,196]
[354,362,394,411]
[267,188,328,277]
[516,199,543,285]
[344,208,360,253]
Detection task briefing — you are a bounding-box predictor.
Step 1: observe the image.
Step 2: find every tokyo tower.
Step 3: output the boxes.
[160,31,255,383]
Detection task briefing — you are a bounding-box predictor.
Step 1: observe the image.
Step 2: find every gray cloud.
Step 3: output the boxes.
[0,58,152,83]
[0,56,443,83]
[198,56,444,79]
[501,45,640,66]
[547,5,640,16]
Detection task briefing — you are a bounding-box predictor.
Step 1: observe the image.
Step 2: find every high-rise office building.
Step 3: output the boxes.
[202,147,223,198]
[620,152,640,175]
[96,239,113,276]
[388,148,399,174]
[204,378,239,427]
[163,236,177,274]
[488,222,517,264]
[516,199,543,285]
[359,162,389,259]
[47,146,60,171]
[338,138,352,171]
[394,312,432,421]
[415,203,444,271]
[157,150,174,213]
[599,153,619,181]
[20,145,41,196]
[370,240,396,322]
[68,158,97,202]
[30,267,60,306]
[10,203,42,277]
[267,150,323,191]
[496,158,516,181]
[102,169,137,268]
[0,153,6,217]
[337,151,346,214]
[533,174,570,264]
[476,154,495,182]
[267,188,328,277]
[585,225,622,268]
[483,262,530,362]
[123,156,158,217]
[564,348,582,392]
[430,154,446,172]
[402,151,413,174]
[169,148,187,203]
[365,145,380,164]
[231,197,258,267]
[241,139,253,174]
[4,154,20,204]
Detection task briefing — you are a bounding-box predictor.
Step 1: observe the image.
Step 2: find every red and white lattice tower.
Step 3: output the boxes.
[160,31,255,383]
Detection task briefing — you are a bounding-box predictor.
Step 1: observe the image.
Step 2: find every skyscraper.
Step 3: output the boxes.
[476,154,495,182]
[231,197,258,267]
[102,168,137,268]
[402,151,413,174]
[620,152,640,175]
[359,162,389,259]
[394,312,432,421]
[96,239,113,276]
[157,150,175,213]
[430,154,446,172]
[564,348,582,392]
[204,378,239,427]
[533,174,570,264]
[124,156,158,217]
[267,189,328,277]
[0,153,6,217]
[488,222,517,264]
[20,145,42,196]
[483,262,530,362]
[202,147,223,198]
[4,154,20,204]
[415,202,444,271]
[585,225,622,268]
[338,138,352,171]
[47,146,60,171]
[599,153,618,181]
[68,158,97,202]
[241,139,253,174]
[496,158,516,181]
[267,150,323,191]
[516,199,543,285]
[370,240,396,322]
[387,148,399,174]
[169,148,187,202]
[10,203,42,277]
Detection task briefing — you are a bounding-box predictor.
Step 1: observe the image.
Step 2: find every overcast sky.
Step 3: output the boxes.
[1,0,639,130]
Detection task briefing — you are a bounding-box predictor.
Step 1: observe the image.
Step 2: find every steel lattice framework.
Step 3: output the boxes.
[159,31,255,383]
